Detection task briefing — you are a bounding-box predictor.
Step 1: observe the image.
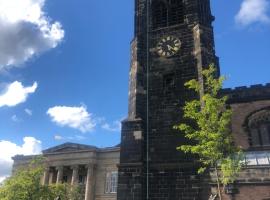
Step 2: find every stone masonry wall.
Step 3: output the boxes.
[95,151,120,200]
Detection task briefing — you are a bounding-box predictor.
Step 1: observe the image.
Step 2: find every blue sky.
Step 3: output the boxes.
[0,0,269,181]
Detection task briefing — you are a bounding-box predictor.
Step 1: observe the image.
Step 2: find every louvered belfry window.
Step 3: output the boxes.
[152,0,184,29]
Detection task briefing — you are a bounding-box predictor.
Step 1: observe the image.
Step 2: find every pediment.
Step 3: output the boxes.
[43,143,97,154]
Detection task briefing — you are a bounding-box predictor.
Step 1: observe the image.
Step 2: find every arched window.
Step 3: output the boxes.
[246,109,270,148]
[152,0,184,30]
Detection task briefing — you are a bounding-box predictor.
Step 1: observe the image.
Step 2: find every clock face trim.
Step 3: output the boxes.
[156,36,181,58]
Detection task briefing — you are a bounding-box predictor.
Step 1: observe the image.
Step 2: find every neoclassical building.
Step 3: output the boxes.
[13,143,120,200]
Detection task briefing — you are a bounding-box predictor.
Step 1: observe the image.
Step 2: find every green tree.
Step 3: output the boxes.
[174,64,244,200]
[0,157,48,200]
[0,157,83,200]
[48,183,84,200]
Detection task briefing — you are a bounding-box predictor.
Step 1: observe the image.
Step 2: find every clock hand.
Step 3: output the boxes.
[167,45,175,51]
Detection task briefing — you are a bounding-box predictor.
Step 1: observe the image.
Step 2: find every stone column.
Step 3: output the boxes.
[56,166,64,184]
[42,167,50,185]
[49,171,53,184]
[85,164,94,200]
[71,165,79,185]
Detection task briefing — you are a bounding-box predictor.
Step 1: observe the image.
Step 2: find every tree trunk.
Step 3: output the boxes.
[215,165,222,200]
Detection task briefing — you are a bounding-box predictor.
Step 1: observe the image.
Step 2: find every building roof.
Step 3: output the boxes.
[42,142,98,154]
[42,142,120,155]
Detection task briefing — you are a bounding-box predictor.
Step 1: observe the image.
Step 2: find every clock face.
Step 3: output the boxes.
[156,36,181,57]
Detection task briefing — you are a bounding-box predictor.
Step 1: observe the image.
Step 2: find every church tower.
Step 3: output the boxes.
[118,0,219,199]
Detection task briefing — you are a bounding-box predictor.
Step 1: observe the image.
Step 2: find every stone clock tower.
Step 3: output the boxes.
[118,0,219,199]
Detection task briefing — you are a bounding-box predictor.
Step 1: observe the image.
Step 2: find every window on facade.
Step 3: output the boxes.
[247,109,270,148]
[250,124,270,147]
[152,0,184,29]
[245,151,270,166]
[105,171,118,194]
[79,175,86,184]
[63,175,68,183]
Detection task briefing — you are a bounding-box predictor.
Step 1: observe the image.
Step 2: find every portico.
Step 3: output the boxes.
[42,164,94,200]
[13,142,120,200]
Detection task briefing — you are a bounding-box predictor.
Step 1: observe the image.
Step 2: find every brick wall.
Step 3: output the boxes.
[230,99,270,149]
[208,91,270,200]
[216,186,270,200]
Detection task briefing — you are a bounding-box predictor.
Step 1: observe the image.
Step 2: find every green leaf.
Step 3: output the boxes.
[174,64,245,187]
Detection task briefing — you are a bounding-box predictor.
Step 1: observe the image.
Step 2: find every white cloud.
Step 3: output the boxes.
[47,106,96,133]
[0,137,42,183]
[54,134,86,141]
[0,81,37,107]
[101,120,121,132]
[235,0,270,26]
[25,108,33,116]
[54,135,63,141]
[67,135,85,140]
[73,135,86,140]
[11,114,20,122]
[0,0,64,70]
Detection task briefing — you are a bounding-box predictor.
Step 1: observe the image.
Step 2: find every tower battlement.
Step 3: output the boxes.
[223,83,270,103]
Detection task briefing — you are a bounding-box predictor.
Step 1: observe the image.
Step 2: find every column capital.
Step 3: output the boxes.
[55,166,64,171]
[70,165,79,170]
[85,163,97,169]
[85,163,93,169]
[44,166,50,172]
